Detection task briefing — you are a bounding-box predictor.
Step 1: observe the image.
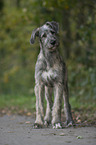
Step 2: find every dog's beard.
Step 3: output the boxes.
[48,42,59,52]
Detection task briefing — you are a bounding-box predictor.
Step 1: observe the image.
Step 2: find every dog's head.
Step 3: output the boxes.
[30,21,59,52]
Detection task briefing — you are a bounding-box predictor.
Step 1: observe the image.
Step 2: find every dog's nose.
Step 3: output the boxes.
[50,40,56,45]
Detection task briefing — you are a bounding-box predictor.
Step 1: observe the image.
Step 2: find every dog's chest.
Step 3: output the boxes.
[46,61,55,71]
[45,55,59,70]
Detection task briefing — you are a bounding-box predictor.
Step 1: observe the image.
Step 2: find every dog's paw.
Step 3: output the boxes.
[65,120,75,127]
[53,123,62,129]
[44,120,51,127]
[33,123,43,129]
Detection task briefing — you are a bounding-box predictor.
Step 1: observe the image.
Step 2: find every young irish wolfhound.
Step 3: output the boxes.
[30,21,74,128]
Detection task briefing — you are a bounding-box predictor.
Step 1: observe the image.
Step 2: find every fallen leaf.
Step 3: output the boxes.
[77,119,81,123]
[25,121,31,124]
[59,133,67,136]
[77,136,83,139]
[8,131,15,133]
[18,122,24,124]
[27,112,32,116]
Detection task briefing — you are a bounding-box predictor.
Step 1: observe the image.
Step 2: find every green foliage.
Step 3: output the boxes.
[68,60,96,105]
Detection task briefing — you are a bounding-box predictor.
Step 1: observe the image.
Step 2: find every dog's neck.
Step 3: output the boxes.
[40,43,60,68]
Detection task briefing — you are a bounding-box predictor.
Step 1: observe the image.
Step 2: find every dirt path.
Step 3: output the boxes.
[0,115,96,145]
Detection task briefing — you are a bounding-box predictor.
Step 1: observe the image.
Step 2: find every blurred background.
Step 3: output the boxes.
[0,0,96,118]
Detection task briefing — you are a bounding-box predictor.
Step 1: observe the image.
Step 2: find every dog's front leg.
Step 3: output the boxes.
[34,83,44,128]
[44,86,53,126]
[52,84,63,129]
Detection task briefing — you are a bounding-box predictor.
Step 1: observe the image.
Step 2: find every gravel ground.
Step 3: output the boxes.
[0,115,96,145]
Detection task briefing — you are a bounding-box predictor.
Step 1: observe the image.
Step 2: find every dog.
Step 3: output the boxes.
[30,21,74,128]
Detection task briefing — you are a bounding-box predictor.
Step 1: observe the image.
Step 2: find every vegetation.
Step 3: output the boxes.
[0,0,96,123]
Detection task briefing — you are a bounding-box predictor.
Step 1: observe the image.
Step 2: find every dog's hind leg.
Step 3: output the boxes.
[44,86,53,126]
[34,83,44,128]
[63,82,74,126]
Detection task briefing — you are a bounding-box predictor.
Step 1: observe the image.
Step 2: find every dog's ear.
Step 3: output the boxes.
[30,28,39,44]
[51,21,59,33]
[46,21,59,33]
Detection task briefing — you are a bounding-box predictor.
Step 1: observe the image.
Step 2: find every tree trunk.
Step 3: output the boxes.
[62,10,72,59]
[0,0,4,11]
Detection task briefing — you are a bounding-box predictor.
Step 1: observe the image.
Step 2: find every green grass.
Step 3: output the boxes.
[70,97,96,111]
[0,94,36,112]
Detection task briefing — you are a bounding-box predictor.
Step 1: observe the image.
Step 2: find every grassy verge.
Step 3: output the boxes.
[70,96,96,111]
[0,94,36,116]
[0,94,96,113]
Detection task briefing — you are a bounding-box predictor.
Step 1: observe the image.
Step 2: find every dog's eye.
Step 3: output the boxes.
[42,33,47,38]
[51,31,55,34]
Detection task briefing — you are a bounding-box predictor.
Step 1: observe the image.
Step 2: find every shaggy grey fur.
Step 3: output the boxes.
[30,21,74,128]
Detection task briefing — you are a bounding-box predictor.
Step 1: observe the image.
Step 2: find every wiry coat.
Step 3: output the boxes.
[30,21,73,128]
